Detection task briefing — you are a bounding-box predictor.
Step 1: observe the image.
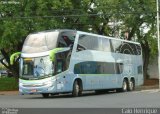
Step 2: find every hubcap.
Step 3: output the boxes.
[123,81,127,90]
[130,81,134,90]
[76,84,79,93]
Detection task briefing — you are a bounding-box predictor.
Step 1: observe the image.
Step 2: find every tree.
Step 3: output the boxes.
[0,0,158,80]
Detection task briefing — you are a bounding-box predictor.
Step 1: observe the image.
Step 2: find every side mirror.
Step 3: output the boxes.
[49,47,71,61]
[49,48,63,61]
[10,52,21,65]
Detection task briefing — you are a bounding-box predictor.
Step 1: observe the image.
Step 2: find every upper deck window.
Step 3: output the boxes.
[22,31,59,53]
[111,40,141,55]
[57,31,76,48]
[77,34,111,52]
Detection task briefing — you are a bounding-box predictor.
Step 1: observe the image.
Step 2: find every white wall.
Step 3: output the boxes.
[148,57,158,79]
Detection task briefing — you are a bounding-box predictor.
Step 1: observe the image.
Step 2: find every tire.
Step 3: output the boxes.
[128,79,135,91]
[117,79,128,92]
[72,80,81,97]
[122,79,128,92]
[42,93,49,98]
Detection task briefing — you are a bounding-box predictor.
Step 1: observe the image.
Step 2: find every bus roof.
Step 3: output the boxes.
[77,31,140,45]
[31,29,140,45]
[27,29,140,44]
[23,29,140,54]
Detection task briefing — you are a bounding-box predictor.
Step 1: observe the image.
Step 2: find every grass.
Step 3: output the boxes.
[0,77,18,91]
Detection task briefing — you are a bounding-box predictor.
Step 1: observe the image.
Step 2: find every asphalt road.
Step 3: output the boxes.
[0,89,160,108]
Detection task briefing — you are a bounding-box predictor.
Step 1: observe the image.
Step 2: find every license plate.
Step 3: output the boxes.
[31,89,37,92]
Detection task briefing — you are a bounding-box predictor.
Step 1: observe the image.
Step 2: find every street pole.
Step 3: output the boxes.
[156,0,160,89]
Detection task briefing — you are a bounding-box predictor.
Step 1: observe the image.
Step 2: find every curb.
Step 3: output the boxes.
[135,85,159,91]
[0,91,19,95]
[0,85,159,95]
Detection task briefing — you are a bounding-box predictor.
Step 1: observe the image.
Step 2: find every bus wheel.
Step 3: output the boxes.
[117,79,127,92]
[128,79,135,91]
[72,80,80,97]
[42,93,49,98]
[122,79,128,92]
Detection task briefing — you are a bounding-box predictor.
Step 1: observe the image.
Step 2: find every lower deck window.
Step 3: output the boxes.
[74,61,123,74]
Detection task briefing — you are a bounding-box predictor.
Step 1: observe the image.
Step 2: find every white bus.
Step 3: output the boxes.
[11,29,143,98]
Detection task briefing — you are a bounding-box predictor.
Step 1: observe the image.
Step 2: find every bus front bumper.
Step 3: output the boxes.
[19,85,56,95]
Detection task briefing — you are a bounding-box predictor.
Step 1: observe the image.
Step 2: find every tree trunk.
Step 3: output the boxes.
[141,40,150,79]
[0,49,19,81]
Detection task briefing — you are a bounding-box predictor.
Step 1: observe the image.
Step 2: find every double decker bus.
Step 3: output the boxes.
[11,29,143,98]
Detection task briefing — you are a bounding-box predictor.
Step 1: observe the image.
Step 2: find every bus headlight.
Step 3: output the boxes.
[43,81,53,87]
[19,82,23,87]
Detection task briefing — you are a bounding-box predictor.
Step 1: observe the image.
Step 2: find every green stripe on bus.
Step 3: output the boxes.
[79,74,112,76]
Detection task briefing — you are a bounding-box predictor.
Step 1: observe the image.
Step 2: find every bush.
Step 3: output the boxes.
[0,77,18,91]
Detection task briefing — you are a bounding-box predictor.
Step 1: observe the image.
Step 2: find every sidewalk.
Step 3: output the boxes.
[0,91,19,95]
[136,79,159,91]
[135,84,159,91]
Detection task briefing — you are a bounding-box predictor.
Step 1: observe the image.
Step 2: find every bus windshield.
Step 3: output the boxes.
[22,56,53,79]
[22,31,59,53]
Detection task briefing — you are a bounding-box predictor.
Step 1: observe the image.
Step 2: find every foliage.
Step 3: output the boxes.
[0,0,158,79]
[0,64,6,70]
[0,77,18,91]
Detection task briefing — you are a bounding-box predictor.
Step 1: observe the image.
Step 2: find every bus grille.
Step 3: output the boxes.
[23,84,43,87]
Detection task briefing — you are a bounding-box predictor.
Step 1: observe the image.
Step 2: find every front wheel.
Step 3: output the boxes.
[72,81,82,97]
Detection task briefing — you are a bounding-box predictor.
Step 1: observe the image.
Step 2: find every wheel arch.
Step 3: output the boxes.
[130,77,135,82]
[72,77,83,91]
[123,77,129,84]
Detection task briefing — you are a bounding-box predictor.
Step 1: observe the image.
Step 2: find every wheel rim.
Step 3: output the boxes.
[130,81,134,90]
[76,83,79,94]
[123,81,127,91]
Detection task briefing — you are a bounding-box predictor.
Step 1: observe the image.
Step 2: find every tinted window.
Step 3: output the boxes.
[120,43,134,54]
[111,40,122,53]
[115,63,123,74]
[138,65,143,74]
[111,40,141,55]
[77,34,101,51]
[74,61,123,74]
[22,31,59,53]
[54,51,71,74]
[57,31,76,47]
[136,45,141,55]
[102,38,111,52]
[120,43,141,55]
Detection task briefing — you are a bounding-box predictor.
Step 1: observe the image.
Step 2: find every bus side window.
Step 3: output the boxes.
[115,63,123,74]
[76,44,86,51]
[58,31,75,48]
[77,34,100,52]
[56,60,63,74]
[101,38,111,52]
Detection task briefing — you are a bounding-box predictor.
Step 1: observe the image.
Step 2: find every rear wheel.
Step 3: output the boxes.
[42,93,49,98]
[128,79,135,91]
